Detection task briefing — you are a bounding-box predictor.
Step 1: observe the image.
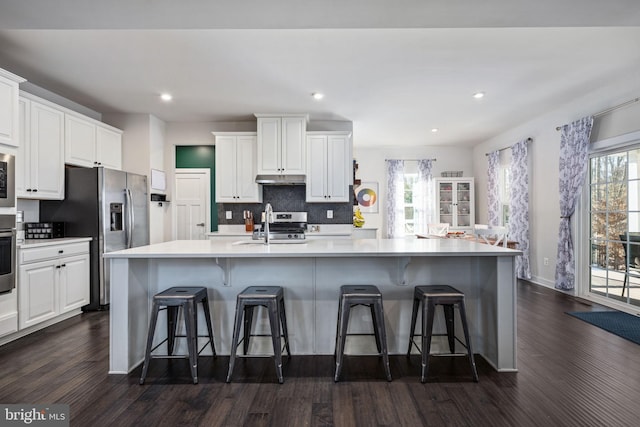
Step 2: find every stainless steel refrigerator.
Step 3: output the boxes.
[40,167,149,310]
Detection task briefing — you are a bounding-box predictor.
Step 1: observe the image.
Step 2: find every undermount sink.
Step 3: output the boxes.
[232,239,308,245]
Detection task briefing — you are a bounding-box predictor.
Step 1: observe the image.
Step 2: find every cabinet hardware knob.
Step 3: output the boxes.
[58,250,64,253]
[56,265,61,269]
[33,189,38,192]
[26,189,32,192]
[61,264,66,267]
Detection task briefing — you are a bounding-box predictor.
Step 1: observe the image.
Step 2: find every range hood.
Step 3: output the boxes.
[255,174,306,185]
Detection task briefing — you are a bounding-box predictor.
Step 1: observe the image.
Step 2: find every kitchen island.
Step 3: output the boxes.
[105,238,521,374]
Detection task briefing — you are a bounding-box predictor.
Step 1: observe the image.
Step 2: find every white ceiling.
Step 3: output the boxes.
[1,0,640,148]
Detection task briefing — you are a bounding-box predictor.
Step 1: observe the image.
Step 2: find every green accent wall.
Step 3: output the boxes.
[175,145,217,231]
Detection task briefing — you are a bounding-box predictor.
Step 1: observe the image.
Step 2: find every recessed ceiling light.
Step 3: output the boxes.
[312,92,324,100]
[160,93,173,102]
[431,128,439,133]
[473,92,485,99]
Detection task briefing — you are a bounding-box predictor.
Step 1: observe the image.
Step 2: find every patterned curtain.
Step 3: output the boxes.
[510,139,531,279]
[555,116,594,290]
[386,160,405,238]
[487,151,501,226]
[414,159,434,234]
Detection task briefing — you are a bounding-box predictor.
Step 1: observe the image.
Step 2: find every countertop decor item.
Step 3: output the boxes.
[353,207,365,228]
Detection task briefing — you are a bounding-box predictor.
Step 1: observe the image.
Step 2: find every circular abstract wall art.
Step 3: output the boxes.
[357,188,377,207]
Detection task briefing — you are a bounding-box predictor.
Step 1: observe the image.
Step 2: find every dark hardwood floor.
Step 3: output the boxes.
[1,281,640,426]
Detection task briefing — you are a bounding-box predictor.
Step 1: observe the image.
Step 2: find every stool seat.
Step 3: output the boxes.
[416,285,463,299]
[154,286,209,304]
[408,285,478,382]
[226,286,290,384]
[140,286,216,385]
[334,285,392,382]
[237,286,283,300]
[340,285,382,298]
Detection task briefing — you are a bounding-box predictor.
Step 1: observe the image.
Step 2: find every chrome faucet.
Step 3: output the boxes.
[263,203,273,244]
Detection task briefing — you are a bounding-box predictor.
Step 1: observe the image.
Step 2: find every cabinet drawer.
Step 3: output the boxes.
[20,242,89,264]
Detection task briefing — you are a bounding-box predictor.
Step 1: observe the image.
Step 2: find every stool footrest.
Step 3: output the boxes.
[408,334,470,352]
[231,352,289,358]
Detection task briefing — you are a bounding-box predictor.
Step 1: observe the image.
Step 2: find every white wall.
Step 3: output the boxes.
[353,145,474,234]
[103,113,168,244]
[148,115,167,244]
[471,66,640,290]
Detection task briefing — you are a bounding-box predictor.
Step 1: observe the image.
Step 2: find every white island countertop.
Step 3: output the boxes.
[104,237,521,259]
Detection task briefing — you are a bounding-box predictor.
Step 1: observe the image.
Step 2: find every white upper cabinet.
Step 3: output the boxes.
[0,68,25,147]
[214,132,262,203]
[17,96,65,200]
[256,114,306,175]
[95,125,122,170]
[306,132,352,203]
[65,113,122,170]
[65,114,96,165]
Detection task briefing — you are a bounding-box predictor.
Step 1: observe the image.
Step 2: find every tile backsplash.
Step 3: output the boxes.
[217,185,353,225]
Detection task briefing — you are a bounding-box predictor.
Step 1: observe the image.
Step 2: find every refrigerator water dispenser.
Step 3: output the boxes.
[110,203,123,231]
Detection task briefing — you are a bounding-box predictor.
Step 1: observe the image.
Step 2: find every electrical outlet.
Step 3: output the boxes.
[327,210,333,219]
[226,211,232,219]
[543,257,549,266]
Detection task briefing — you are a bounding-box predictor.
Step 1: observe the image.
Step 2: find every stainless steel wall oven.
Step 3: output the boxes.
[0,214,16,294]
[0,152,15,208]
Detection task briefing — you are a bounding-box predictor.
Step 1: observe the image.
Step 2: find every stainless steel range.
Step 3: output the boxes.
[252,211,307,241]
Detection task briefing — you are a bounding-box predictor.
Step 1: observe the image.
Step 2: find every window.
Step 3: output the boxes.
[589,148,640,306]
[500,165,510,225]
[403,173,418,234]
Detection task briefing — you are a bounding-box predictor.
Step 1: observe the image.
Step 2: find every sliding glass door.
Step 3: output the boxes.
[589,148,640,307]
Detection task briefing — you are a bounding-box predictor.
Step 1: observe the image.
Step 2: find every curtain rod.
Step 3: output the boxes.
[384,158,436,161]
[555,96,640,131]
[484,138,532,156]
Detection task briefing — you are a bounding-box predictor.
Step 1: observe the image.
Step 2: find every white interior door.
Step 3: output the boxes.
[173,169,210,240]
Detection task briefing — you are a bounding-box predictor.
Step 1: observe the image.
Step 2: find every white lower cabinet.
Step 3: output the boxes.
[18,241,90,330]
[59,254,91,312]
[0,289,18,338]
[19,259,58,329]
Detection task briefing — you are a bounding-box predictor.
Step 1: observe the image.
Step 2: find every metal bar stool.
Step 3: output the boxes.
[334,285,392,382]
[139,286,216,385]
[407,285,479,382]
[226,286,291,384]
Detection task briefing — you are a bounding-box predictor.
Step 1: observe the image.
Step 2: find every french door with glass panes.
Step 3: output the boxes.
[589,148,640,307]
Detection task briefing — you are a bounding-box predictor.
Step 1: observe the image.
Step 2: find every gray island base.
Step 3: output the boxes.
[105,238,521,375]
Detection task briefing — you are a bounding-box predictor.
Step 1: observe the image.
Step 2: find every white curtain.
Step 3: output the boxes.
[414,159,435,234]
[487,151,500,226]
[509,139,531,279]
[555,116,593,290]
[386,160,405,238]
